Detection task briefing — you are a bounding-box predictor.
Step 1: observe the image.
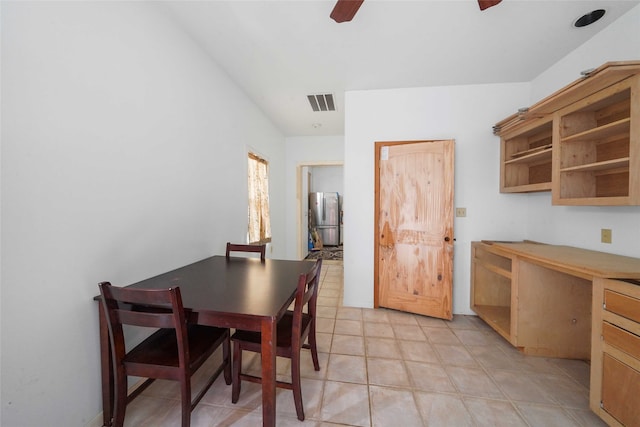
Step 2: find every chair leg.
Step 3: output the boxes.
[291,352,305,421]
[180,374,191,427]
[112,371,128,427]
[309,326,320,371]
[223,334,232,385]
[231,341,242,404]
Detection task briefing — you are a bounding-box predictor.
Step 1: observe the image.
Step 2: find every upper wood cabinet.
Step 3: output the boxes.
[494,61,640,205]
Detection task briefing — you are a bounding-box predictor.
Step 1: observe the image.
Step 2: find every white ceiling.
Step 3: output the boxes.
[162,0,639,136]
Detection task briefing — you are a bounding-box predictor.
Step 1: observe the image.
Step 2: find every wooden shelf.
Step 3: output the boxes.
[501,182,552,193]
[560,157,630,173]
[505,147,552,165]
[561,118,630,144]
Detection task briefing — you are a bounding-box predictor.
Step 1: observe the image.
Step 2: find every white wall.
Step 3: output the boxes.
[284,136,344,259]
[0,2,285,426]
[524,4,640,258]
[310,166,344,194]
[343,83,531,312]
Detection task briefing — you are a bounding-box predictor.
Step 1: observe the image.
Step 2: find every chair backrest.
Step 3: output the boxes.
[98,282,190,371]
[225,242,266,261]
[291,259,322,347]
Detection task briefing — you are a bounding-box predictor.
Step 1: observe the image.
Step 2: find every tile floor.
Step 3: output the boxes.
[103,260,607,427]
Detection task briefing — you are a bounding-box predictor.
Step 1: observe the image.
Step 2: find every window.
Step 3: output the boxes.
[247,153,271,244]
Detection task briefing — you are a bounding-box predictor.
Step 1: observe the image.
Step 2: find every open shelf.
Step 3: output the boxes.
[553,73,638,205]
[494,61,640,205]
[561,118,630,144]
[500,118,553,193]
[560,157,630,173]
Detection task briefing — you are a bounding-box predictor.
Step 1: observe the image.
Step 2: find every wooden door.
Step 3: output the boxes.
[375,140,454,320]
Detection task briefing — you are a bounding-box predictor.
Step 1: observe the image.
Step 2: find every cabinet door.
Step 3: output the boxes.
[602,354,640,427]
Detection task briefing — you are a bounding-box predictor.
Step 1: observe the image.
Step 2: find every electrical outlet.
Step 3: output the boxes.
[455,208,467,217]
[601,228,612,244]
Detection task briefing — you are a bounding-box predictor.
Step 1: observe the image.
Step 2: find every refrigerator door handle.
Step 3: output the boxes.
[323,198,326,221]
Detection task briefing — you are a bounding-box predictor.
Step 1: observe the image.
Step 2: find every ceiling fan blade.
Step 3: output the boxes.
[478,0,502,11]
[330,0,365,23]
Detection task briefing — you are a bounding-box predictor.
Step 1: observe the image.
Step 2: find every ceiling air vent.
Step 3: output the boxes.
[307,94,336,112]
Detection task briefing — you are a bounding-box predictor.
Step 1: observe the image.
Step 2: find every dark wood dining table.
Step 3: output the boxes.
[95,255,316,427]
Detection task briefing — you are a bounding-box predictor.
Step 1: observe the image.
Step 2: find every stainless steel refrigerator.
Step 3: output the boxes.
[309,192,340,246]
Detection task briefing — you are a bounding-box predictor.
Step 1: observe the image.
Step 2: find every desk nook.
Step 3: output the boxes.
[470,240,640,426]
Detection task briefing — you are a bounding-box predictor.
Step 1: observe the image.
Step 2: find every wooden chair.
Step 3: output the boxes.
[98,282,231,427]
[230,259,322,420]
[225,242,266,261]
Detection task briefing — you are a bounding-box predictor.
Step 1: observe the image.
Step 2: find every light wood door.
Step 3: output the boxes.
[375,140,454,320]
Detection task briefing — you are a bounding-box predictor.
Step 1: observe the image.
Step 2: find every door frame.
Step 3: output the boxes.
[373,140,454,309]
[296,162,343,260]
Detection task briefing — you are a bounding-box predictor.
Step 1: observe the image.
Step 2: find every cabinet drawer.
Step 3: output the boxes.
[603,322,640,360]
[602,354,640,427]
[604,289,640,323]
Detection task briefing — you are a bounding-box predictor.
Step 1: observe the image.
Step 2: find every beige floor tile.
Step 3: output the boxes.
[274,378,325,419]
[369,386,422,427]
[515,403,581,427]
[320,381,371,427]
[336,307,363,320]
[317,306,338,319]
[363,321,395,338]
[415,315,448,328]
[422,326,461,345]
[316,332,333,353]
[122,395,181,427]
[433,344,479,367]
[362,308,390,323]
[405,361,456,393]
[367,358,410,387]
[391,323,426,341]
[447,314,481,330]
[413,391,474,427]
[334,319,363,336]
[490,370,556,405]
[445,365,504,399]
[326,354,368,384]
[463,397,528,427]
[365,337,401,359]
[398,339,438,363]
[316,317,336,334]
[300,350,329,380]
[453,329,495,346]
[386,310,419,325]
[318,296,340,307]
[320,288,342,298]
[332,334,365,356]
[565,408,608,426]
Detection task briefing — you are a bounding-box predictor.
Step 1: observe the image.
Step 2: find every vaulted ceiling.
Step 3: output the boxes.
[162,1,639,136]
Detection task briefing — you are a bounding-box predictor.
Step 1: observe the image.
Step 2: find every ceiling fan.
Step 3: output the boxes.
[330,0,502,23]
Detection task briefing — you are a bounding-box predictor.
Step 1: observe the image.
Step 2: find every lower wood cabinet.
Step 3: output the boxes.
[591,278,640,427]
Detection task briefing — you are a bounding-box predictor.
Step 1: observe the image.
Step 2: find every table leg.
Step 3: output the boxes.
[261,317,277,427]
[98,301,114,427]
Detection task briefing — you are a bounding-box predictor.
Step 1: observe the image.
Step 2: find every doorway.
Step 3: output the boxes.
[296,162,344,260]
[374,140,454,320]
